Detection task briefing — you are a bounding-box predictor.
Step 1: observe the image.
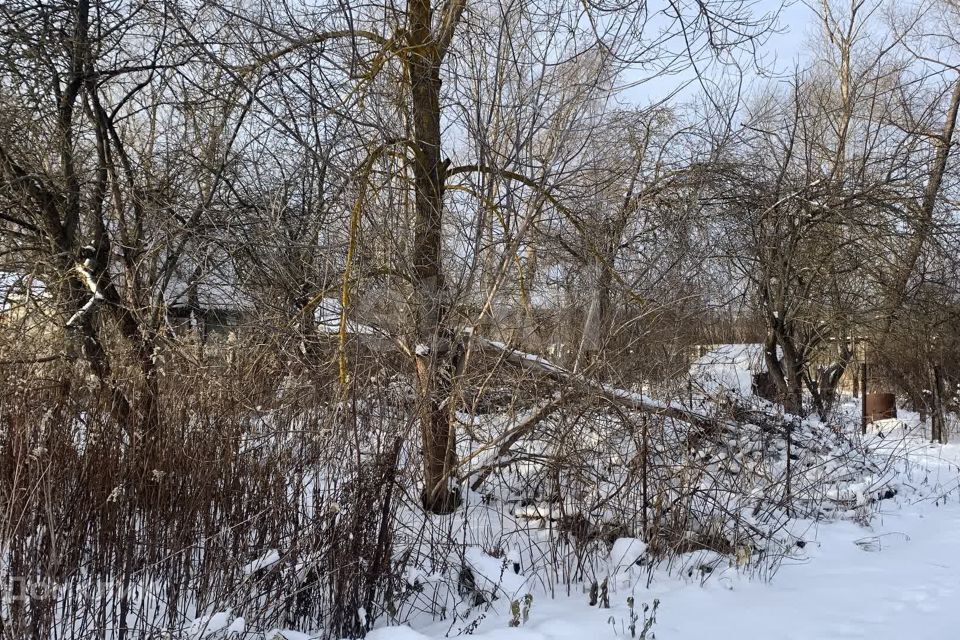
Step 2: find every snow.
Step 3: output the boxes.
[368,628,426,640]
[368,421,960,640]
[314,297,378,335]
[188,611,236,637]
[463,547,531,601]
[266,630,315,640]
[609,538,648,571]
[27,334,958,640]
[690,343,767,397]
[242,549,280,575]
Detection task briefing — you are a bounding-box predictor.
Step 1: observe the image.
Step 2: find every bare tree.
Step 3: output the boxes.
[199,0,771,512]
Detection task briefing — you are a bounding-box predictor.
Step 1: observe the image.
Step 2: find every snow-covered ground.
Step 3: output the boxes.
[172,349,960,640]
[363,423,960,640]
[689,343,767,398]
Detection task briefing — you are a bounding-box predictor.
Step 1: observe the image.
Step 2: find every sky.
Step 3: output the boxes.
[619,0,817,105]
[757,0,816,70]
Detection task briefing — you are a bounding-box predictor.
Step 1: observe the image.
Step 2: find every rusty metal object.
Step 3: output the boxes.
[865,393,897,422]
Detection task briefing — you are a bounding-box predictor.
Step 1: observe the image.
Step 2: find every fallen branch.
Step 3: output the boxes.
[0,354,66,366]
[458,391,571,491]
[465,330,713,428]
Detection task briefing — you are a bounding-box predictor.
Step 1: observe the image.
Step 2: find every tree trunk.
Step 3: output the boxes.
[892,78,960,310]
[931,365,947,444]
[408,0,461,513]
[764,329,804,415]
[577,260,612,372]
[811,342,852,420]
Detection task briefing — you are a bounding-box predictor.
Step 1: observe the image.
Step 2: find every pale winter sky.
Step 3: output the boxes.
[620,0,817,105]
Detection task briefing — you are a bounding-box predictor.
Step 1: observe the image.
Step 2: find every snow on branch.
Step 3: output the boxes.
[464,328,712,427]
[66,260,104,328]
